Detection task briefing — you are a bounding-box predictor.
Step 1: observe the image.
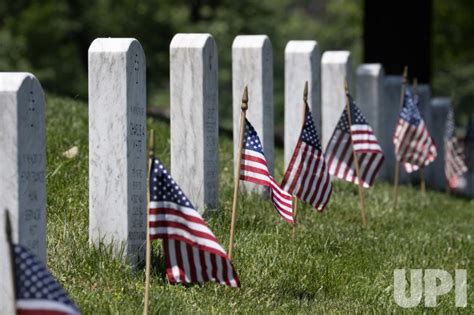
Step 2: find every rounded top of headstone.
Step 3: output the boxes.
[384,75,403,85]
[431,97,451,108]
[170,33,214,49]
[356,63,384,76]
[321,51,351,64]
[417,84,431,95]
[232,35,271,49]
[285,40,318,53]
[0,72,41,92]
[89,38,143,53]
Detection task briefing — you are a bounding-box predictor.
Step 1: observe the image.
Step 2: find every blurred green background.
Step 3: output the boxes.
[0,0,472,129]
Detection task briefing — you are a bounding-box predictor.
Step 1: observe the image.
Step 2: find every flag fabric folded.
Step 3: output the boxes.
[239,118,294,224]
[282,106,332,211]
[445,108,467,189]
[393,88,437,173]
[148,158,240,288]
[14,244,80,315]
[326,96,385,188]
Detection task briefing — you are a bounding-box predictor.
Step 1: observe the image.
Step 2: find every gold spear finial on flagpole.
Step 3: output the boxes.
[241,86,249,111]
[303,81,308,103]
[148,129,155,159]
[229,86,249,259]
[144,129,155,315]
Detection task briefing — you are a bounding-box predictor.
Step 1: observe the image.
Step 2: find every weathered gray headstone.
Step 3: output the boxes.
[284,40,321,169]
[417,85,432,133]
[170,34,219,213]
[321,51,351,149]
[0,73,46,261]
[356,64,389,180]
[89,38,147,265]
[465,172,474,198]
[232,35,274,192]
[425,97,450,190]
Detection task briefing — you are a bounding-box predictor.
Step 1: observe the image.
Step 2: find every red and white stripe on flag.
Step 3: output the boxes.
[164,239,239,287]
[240,148,294,223]
[148,157,239,288]
[282,141,332,211]
[326,127,384,188]
[445,138,467,189]
[149,200,240,287]
[393,119,437,173]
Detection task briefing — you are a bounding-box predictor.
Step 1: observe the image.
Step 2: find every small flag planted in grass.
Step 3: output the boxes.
[148,158,240,288]
[445,108,467,189]
[282,105,332,211]
[393,88,437,173]
[4,210,80,315]
[14,244,81,315]
[240,119,294,224]
[326,95,384,188]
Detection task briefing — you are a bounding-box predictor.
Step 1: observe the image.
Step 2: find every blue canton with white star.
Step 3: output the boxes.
[336,96,369,132]
[150,158,194,209]
[14,244,79,311]
[243,119,264,154]
[300,107,322,149]
[400,88,422,126]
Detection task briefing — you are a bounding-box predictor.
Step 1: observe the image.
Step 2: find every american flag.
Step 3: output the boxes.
[14,244,80,315]
[393,88,437,173]
[444,108,467,189]
[239,119,294,224]
[148,158,240,288]
[281,106,332,211]
[326,96,384,188]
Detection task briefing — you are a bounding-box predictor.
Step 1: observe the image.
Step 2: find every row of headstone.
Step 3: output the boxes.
[1,34,472,277]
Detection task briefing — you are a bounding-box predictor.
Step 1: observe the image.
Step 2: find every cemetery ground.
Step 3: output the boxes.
[46,95,473,313]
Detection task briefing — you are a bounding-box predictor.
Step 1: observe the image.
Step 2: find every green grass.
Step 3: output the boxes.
[45,95,474,314]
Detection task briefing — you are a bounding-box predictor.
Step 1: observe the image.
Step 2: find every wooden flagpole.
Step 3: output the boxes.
[393,66,408,210]
[412,78,426,198]
[292,81,309,239]
[228,86,248,259]
[344,79,367,227]
[4,209,17,309]
[143,129,155,315]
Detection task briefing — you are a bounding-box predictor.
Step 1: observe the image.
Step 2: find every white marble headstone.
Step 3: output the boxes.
[356,64,390,180]
[88,38,147,265]
[232,35,274,192]
[321,51,351,149]
[170,33,219,213]
[0,73,46,261]
[284,40,321,169]
[0,72,44,313]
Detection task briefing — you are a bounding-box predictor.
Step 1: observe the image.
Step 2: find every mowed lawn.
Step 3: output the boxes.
[45,95,473,313]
